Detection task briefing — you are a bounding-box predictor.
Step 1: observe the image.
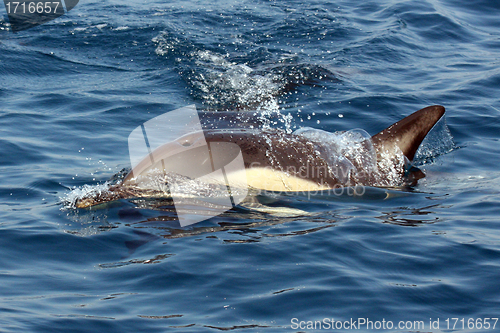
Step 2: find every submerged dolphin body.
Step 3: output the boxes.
[75,105,445,208]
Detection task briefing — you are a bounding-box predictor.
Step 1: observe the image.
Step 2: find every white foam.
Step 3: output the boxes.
[191,49,282,112]
[293,127,405,186]
[60,183,111,209]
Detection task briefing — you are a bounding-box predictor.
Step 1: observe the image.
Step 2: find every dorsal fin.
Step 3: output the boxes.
[371,105,445,161]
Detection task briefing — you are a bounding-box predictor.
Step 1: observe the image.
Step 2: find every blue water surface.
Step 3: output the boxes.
[1,0,500,332]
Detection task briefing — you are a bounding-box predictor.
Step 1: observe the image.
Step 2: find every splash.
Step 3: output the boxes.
[153,33,283,112]
[414,117,456,165]
[191,50,282,112]
[152,31,337,133]
[62,170,250,210]
[61,182,111,209]
[293,128,406,187]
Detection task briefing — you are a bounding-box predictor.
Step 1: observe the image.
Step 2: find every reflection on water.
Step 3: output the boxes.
[64,185,453,271]
[377,204,445,226]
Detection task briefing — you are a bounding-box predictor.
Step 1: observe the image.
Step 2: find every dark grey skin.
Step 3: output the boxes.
[75,105,445,208]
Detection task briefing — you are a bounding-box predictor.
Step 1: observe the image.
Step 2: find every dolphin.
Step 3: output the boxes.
[75,105,445,208]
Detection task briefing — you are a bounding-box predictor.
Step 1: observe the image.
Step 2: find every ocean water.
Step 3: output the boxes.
[1,0,500,332]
